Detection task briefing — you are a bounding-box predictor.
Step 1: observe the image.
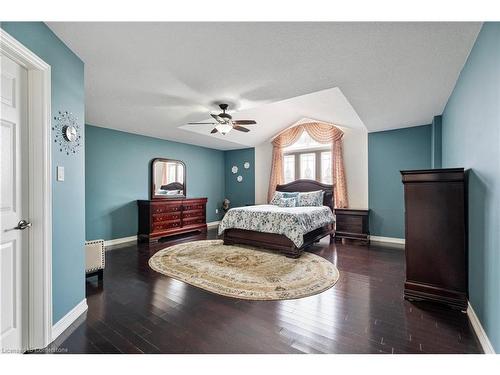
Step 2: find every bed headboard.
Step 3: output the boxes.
[276,179,334,212]
[160,182,184,191]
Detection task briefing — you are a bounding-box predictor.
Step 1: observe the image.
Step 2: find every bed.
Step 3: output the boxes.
[219,179,335,258]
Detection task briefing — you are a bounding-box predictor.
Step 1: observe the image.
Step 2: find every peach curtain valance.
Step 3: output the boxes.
[267,122,349,208]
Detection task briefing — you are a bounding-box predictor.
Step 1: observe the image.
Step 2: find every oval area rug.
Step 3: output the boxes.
[148,239,339,300]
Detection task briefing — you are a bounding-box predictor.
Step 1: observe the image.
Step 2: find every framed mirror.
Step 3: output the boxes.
[151,158,186,199]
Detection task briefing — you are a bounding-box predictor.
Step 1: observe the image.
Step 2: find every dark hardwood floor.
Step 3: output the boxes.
[44,229,482,354]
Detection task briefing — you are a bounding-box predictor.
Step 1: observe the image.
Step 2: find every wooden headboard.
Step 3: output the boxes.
[160,182,184,191]
[276,179,334,212]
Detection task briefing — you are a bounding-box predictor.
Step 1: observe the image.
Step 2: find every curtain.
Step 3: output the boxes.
[267,122,349,208]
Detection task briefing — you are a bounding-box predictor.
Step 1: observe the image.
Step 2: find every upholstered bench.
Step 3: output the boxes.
[85,239,105,281]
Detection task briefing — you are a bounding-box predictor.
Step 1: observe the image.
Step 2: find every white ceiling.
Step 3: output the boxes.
[47,22,481,150]
[178,87,364,148]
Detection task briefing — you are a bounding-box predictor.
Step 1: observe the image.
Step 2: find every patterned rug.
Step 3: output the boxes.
[148,240,339,300]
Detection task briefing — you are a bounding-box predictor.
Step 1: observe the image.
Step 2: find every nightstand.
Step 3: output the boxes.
[334,208,370,245]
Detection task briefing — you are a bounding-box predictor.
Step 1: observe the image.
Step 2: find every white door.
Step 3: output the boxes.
[0,54,29,353]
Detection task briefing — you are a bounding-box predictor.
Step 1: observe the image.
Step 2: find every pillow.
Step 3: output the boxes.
[281,192,299,199]
[297,190,324,207]
[275,197,297,208]
[270,191,299,205]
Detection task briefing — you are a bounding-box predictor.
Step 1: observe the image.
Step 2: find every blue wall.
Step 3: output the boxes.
[85,125,226,241]
[1,22,86,322]
[431,115,442,168]
[224,148,256,208]
[368,125,432,238]
[442,22,500,352]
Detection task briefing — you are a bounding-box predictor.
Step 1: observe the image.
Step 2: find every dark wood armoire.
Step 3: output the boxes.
[401,168,468,310]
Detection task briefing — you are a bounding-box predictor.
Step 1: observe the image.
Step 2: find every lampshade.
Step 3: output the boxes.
[215,123,233,135]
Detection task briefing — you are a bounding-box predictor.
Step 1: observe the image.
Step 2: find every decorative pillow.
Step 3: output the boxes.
[275,197,297,208]
[297,190,324,207]
[270,191,299,205]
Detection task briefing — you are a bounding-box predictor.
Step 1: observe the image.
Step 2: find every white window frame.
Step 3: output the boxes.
[283,146,332,184]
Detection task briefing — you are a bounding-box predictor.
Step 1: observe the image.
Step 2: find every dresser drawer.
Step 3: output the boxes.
[183,217,205,226]
[336,216,362,232]
[151,205,181,214]
[152,220,181,232]
[183,203,205,211]
[152,212,181,223]
[182,209,204,219]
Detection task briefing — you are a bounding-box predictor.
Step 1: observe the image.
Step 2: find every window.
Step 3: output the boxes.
[286,131,324,151]
[283,154,295,183]
[321,151,332,184]
[176,164,184,183]
[283,131,332,184]
[300,153,316,180]
[166,162,184,183]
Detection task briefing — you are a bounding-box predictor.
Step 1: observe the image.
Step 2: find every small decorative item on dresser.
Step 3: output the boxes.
[334,208,370,244]
[222,198,230,213]
[85,239,105,281]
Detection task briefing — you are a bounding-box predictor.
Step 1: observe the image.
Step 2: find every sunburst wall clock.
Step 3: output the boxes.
[53,111,82,155]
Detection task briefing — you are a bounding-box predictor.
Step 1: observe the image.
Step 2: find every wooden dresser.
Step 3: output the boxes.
[334,208,370,244]
[401,168,468,310]
[137,198,207,242]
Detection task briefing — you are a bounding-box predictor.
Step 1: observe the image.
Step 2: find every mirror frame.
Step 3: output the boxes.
[151,158,186,200]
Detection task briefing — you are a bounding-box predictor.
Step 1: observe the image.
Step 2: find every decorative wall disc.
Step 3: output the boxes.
[53,111,81,155]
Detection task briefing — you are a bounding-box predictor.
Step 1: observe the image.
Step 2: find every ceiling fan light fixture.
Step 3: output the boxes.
[215,123,233,135]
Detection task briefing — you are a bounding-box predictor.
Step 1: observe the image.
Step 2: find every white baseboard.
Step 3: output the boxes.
[51,299,88,342]
[104,223,219,247]
[207,221,220,228]
[104,235,137,247]
[369,235,405,245]
[467,302,496,354]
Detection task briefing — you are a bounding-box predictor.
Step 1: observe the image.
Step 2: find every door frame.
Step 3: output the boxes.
[1,29,53,350]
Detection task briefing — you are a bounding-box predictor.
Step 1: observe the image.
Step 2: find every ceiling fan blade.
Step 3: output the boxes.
[210,114,225,124]
[188,122,217,125]
[232,120,256,125]
[233,125,250,133]
[210,128,218,134]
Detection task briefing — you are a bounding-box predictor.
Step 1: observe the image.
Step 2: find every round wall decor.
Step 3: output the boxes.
[237,175,243,182]
[231,165,238,174]
[53,111,81,155]
[243,161,250,169]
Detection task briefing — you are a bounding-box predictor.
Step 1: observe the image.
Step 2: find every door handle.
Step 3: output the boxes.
[14,220,32,230]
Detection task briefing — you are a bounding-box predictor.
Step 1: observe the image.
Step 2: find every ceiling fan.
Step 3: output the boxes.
[188,103,257,135]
